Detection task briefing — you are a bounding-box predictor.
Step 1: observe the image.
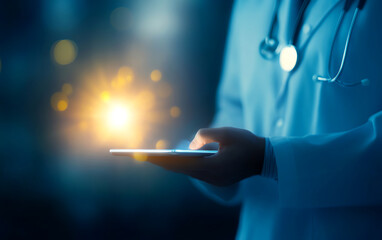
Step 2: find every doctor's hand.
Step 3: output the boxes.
[147,127,265,186]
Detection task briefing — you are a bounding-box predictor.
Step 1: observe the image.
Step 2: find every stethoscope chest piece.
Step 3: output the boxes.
[279,45,298,72]
[259,37,279,60]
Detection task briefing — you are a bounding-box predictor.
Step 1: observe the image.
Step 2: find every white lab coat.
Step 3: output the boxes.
[194,0,382,239]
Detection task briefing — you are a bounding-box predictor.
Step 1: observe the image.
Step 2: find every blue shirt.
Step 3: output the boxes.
[193,0,382,239]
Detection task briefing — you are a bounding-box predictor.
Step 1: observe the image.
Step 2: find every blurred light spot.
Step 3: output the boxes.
[100,91,111,102]
[43,0,82,32]
[158,82,172,98]
[170,106,181,118]
[62,83,73,96]
[53,39,77,65]
[156,139,169,149]
[135,2,178,38]
[110,7,131,31]
[137,90,155,109]
[133,152,147,162]
[57,100,68,111]
[150,69,162,82]
[108,105,131,129]
[51,92,69,111]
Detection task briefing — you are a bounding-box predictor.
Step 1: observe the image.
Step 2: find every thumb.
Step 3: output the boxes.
[189,127,230,150]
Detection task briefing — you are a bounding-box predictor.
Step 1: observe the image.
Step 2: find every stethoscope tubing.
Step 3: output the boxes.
[259,0,368,87]
[313,5,369,87]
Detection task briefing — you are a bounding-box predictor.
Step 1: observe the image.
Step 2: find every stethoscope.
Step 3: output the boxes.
[259,0,369,87]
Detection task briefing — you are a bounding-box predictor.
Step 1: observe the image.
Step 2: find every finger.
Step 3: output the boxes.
[189,127,231,149]
[198,142,219,150]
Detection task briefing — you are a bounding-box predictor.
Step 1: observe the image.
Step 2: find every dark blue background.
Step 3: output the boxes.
[0,0,239,239]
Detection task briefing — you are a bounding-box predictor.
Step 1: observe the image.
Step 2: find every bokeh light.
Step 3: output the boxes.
[57,100,68,111]
[3,1,239,238]
[51,92,69,111]
[170,106,181,118]
[150,69,162,82]
[155,139,169,149]
[112,66,134,88]
[133,152,147,162]
[52,39,77,65]
[65,67,160,150]
[110,7,131,31]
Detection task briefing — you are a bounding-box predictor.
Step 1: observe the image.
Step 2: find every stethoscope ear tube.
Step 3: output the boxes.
[313,1,369,87]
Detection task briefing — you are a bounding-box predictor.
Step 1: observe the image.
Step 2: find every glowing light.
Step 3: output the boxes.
[110,7,131,31]
[170,106,181,118]
[133,152,147,162]
[100,91,111,102]
[108,105,131,129]
[279,45,298,72]
[156,139,169,149]
[150,69,162,82]
[51,92,69,111]
[53,39,77,65]
[62,83,73,96]
[57,100,68,111]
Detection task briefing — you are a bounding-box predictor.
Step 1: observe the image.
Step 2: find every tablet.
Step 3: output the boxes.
[110,149,218,157]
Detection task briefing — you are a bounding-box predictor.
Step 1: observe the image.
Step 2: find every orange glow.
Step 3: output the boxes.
[150,69,162,82]
[111,67,134,89]
[57,100,68,111]
[60,66,173,153]
[156,139,169,149]
[51,92,69,111]
[133,152,147,162]
[170,106,181,118]
[78,121,88,131]
[107,104,131,130]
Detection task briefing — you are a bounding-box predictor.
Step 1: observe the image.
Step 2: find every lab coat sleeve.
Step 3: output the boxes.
[271,111,382,208]
[190,0,244,206]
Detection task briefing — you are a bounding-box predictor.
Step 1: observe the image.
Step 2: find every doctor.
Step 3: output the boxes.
[148,0,382,239]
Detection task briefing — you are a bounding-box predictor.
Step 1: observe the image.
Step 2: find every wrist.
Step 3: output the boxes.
[261,138,278,180]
